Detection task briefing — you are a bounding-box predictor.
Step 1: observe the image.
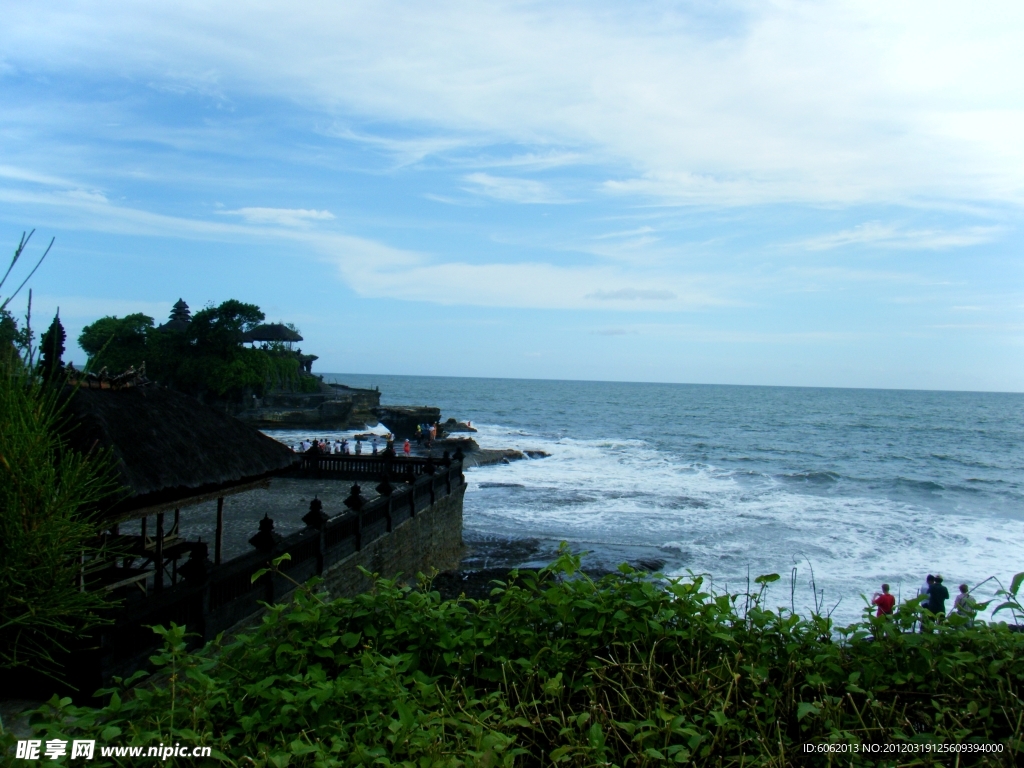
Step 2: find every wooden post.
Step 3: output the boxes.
[215,497,224,565]
[173,507,180,536]
[155,511,164,592]
[141,515,147,544]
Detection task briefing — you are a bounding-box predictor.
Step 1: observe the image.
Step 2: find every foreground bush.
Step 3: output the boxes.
[9,551,1024,767]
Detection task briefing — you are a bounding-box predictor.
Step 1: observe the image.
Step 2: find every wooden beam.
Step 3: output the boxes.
[215,497,224,566]
[110,477,273,524]
[155,512,164,592]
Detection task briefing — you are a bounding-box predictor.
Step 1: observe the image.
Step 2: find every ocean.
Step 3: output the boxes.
[267,374,1024,628]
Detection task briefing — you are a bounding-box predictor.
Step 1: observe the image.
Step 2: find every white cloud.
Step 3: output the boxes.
[591,327,638,336]
[7,1,1023,208]
[331,254,723,311]
[221,207,335,227]
[796,223,1002,251]
[0,164,80,189]
[586,288,676,301]
[461,173,570,204]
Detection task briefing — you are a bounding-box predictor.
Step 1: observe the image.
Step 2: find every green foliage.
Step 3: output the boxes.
[993,572,1024,624]
[16,549,1024,766]
[77,301,316,401]
[78,313,153,374]
[0,237,122,680]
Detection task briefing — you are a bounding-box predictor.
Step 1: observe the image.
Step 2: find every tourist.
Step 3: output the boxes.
[953,584,977,624]
[372,437,379,455]
[872,584,896,617]
[927,574,950,619]
[919,574,934,605]
[403,439,411,456]
[355,438,362,455]
[341,438,349,455]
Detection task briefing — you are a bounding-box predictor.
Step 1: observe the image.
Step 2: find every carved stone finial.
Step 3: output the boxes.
[302,496,328,529]
[343,484,365,511]
[249,513,282,552]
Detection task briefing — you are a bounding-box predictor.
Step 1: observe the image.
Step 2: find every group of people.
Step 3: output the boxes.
[415,423,439,445]
[295,435,416,457]
[870,573,978,624]
[296,436,385,456]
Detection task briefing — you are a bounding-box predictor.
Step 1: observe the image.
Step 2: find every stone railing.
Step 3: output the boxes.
[89,456,465,687]
[290,450,459,480]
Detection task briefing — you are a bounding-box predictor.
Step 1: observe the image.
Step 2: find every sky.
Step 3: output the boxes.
[1,1,1023,391]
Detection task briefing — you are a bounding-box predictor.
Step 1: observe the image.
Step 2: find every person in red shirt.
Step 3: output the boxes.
[872,583,896,616]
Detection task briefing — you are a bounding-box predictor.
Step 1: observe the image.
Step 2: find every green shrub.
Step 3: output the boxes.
[13,550,1023,767]
[0,235,122,680]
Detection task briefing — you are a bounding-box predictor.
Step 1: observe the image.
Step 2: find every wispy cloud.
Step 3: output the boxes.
[796,222,1003,251]
[320,126,475,167]
[0,164,81,189]
[591,327,638,336]
[586,288,676,301]
[461,173,572,204]
[220,207,335,227]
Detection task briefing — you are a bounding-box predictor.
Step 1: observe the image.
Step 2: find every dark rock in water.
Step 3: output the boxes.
[443,417,477,433]
[432,436,480,453]
[633,558,666,573]
[465,448,524,467]
[375,405,442,439]
[524,450,550,459]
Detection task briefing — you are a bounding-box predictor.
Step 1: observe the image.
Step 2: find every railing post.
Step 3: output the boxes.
[248,514,282,604]
[424,457,436,505]
[376,477,394,532]
[302,497,329,575]
[344,484,365,550]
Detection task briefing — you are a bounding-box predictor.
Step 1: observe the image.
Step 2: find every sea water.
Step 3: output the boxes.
[268,375,1024,627]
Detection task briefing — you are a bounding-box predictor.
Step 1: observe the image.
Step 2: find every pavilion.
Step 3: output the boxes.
[63,379,299,594]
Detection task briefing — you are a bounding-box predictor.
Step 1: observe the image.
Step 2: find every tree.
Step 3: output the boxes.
[78,313,154,374]
[38,313,66,383]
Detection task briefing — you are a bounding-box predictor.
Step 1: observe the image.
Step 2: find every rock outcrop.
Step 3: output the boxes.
[443,417,477,433]
[375,405,442,439]
[238,382,381,429]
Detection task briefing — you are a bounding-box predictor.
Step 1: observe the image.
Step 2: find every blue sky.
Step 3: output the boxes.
[2,1,1022,391]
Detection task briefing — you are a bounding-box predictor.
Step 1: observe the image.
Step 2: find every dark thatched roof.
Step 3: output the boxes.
[63,385,298,520]
[241,323,302,343]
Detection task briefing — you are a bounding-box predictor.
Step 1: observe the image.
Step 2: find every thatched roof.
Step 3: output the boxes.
[241,323,302,343]
[63,385,298,521]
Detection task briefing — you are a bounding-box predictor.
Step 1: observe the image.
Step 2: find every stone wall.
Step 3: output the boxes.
[322,484,466,597]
